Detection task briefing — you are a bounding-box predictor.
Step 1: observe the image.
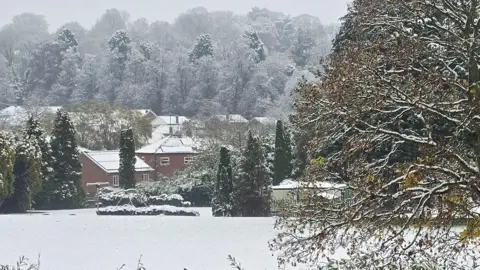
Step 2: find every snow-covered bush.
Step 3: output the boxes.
[148,194,190,207]
[98,188,149,207]
[96,205,199,216]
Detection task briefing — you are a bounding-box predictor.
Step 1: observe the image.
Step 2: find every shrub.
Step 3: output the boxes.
[96,205,199,216]
[98,188,149,207]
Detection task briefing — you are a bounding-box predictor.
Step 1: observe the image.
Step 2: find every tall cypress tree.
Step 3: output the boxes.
[236,132,272,217]
[273,120,293,185]
[119,128,136,189]
[25,116,54,209]
[0,135,42,213]
[212,146,234,217]
[50,110,85,209]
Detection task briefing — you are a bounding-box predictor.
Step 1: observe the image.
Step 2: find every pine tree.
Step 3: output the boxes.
[26,116,54,210]
[236,132,272,217]
[0,135,42,213]
[189,34,214,62]
[0,133,15,201]
[119,128,136,189]
[273,120,293,185]
[50,110,85,209]
[212,146,234,217]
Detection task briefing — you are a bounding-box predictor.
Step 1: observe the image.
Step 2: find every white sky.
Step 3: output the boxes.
[1,0,351,31]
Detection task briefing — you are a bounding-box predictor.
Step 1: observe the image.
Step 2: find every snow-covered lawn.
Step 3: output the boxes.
[0,208,288,270]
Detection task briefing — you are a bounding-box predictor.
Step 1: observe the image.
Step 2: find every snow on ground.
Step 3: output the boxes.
[0,208,292,270]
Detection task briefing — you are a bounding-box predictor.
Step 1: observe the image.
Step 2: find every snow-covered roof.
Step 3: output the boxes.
[0,106,62,127]
[272,179,347,190]
[212,114,248,123]
[82,150,154,173]
[250,117,277,125]
[151,116,168,127]
[149,125,183,143]
[158,115,189,125]
[135,109,157,117]
[136,136,197,154]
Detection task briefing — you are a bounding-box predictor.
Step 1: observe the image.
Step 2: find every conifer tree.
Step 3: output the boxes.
[273,120,293,185]
[26,116,54,209]
[0,135,42,213]
[244,30,266,63]
[236,132,272,217]
[212,146,234,217]
[119,128,136,189]
[0,133,15,201]
[189,34,214,62]
[50,110,85,209]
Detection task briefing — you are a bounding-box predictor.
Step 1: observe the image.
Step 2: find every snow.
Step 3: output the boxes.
[251,117,277,125]
[272,179,347,190]
[157,115,189,125]
[0,208,302,270]
[83,150,153,173]
[212,114,248,123]
[136,136,197,154]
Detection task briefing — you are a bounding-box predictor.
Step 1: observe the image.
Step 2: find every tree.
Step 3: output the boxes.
[0,133,15,201]
[273,120,293,185]
[189,34,214,62]
[212,146,234,216]
[26,116,54,210]
[244,30,266,63]
[119,128,136,189]
[50,110,84,209]
[273,0,480,268]
[0,134,42,213]
[292,29,315,67]
[235,132,271,217]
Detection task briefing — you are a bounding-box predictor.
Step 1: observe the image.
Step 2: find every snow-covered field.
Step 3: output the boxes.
[0,208,287,270]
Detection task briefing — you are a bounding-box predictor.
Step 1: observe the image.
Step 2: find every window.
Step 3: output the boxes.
[112,175,119,186]
[159,157,170,166]
[184,156,194,165]
[142,174,149,182]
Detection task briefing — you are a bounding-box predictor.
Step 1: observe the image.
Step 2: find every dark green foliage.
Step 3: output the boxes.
[235,132,272,217]
[119,128,136,189]
[189,34,214,62]
[0,133,15,200]
[292,29,315,67]
[273,120,293,185]
[212,146,234,216]
[25,116,54,210]
[0,135,42,214]
[50,110,85,209]
[57,28,78,49]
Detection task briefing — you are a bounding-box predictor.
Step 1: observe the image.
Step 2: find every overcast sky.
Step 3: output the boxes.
[1,0,351,31]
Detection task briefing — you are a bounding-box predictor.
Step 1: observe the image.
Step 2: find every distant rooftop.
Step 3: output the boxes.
[136,136,197,154]
[211,114,248,123]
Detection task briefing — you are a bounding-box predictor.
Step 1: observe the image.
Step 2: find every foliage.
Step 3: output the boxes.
[63,101,152,150]
[0,133,15,200]
[235,132,272,217]
[49,110,85,209]
[212,146,234,216]
[272,0,480,268]
[119,128,136,189]
[189,34,214,62]
[273,120,293,185]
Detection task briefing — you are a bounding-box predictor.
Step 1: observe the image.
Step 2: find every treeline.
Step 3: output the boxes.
[0,8,336,119]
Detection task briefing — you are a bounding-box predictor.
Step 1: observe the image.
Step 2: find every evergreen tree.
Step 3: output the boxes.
[0,135,42,213]
[189,34,214,62]
[273,120,293,185]
[236,132,272,217]
[119,128,136,189]
[244,30,266,63]
[292,29,315,67]
[57,28,78,50]
[0,133,15,201]
[50,110,85,209]
[212,146,234,217]
[26,116,54,209]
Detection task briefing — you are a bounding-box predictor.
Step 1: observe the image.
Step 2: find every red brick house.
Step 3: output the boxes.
[136,136,197,178]
[79,150,154,198]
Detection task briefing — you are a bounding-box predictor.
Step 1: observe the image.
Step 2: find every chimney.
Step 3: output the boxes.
[169,126,173,135]
[175,115,179,124]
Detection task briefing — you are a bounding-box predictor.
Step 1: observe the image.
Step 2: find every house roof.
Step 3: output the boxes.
[151,116,168,127]
[250,117,277,125]
[149,125,184,143]
[158,115,189,125]
[212,114,248,123]
[82,150,154,173]
[136,136,197,154]
[135,109,157,117]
